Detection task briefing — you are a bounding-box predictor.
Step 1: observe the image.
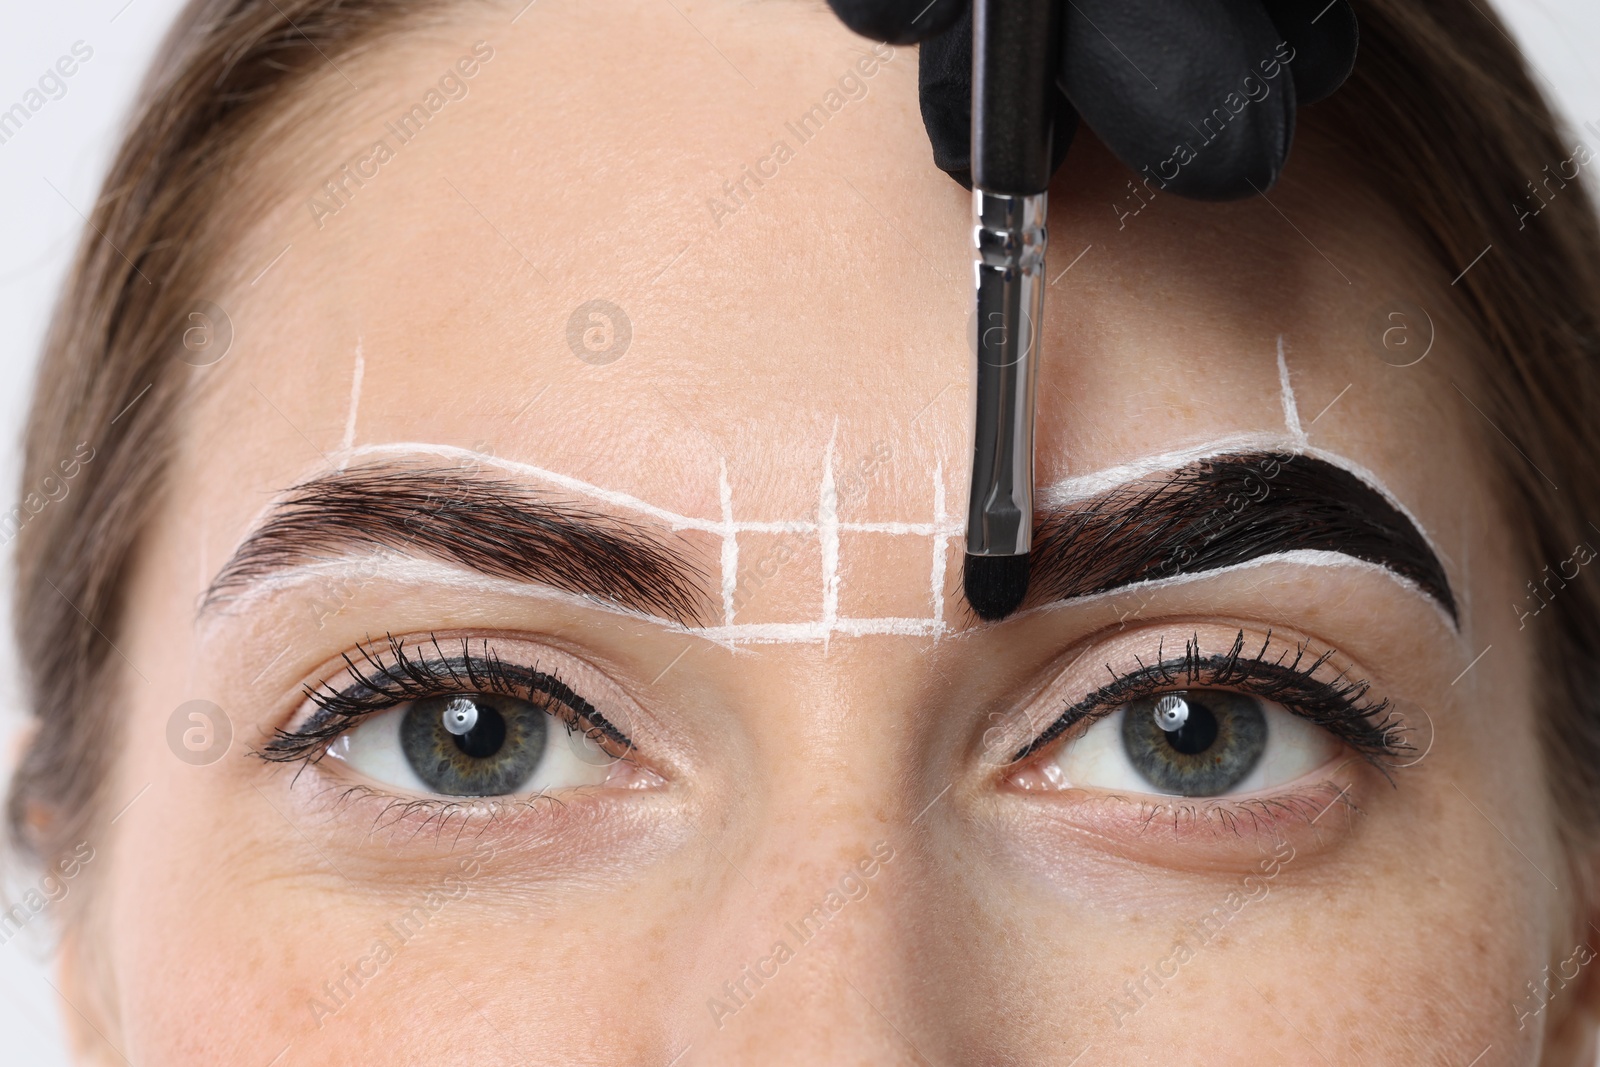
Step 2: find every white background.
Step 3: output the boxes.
[2,1,1598,1061]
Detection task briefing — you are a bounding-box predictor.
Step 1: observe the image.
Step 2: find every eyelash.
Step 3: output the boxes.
[1011,629,1410,770]
[258,633,633,769]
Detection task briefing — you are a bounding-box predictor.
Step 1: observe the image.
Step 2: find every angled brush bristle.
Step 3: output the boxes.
[963,552,1030,621]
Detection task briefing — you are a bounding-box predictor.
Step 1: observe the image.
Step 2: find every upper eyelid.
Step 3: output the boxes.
[258,638,630,764]
[1008,661,1192,764]
[1008,636,1402,765]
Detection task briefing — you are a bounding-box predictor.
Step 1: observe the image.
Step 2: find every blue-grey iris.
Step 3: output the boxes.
[1121,690,1267,796]
[400,694,548,796]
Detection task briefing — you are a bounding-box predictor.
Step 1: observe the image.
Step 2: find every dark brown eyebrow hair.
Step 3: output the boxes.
[1025,451,1457,622]
[203,465,710,625]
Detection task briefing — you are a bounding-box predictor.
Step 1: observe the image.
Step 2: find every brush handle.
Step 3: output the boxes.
[972,0,1060,194]
[966,0,1055,558]
[967,188,1045,557]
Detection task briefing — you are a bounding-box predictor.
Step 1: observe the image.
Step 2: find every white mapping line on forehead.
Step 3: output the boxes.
[1277,334,1307,448]
[720,458,737,625]
[1011,549,1461,634]
[820,422,840,648]
[979,550,1459,633]
[336,442,810,535]
[930,460,947,641]
[194,553,933,649]
[1043,347,1446,575]
[221,439,966,648]
[1047,343,1325,501]
[1042,434,1454,601]
[286,432,1454,645]
[332,441,956,537]
[1039,432,1296,502]
[242,442,966,647]
[196,547,1449,648]
[1038,432,1448,577]
[339,336,364,463]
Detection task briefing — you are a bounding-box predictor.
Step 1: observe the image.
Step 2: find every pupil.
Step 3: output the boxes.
[451,703,506,759]
[1162,699,1219,755]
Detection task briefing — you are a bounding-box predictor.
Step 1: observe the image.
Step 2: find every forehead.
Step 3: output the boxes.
[180,1,1477,572]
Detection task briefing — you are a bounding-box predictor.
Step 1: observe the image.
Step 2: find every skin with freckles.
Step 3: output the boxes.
[56,2,1600,1064]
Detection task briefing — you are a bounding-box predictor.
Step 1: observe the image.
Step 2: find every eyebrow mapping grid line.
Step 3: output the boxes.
[337,336,365,460]
[213,333,1459,645]
[1040,343,1451,579]
[336,439,964,645]
[1276,334,1309,450]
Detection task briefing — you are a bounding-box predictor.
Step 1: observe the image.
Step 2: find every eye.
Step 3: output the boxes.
[260,635,652,800]
[1040,689,1341,797]
[326,693,618,797]
[1005,631,1409,800]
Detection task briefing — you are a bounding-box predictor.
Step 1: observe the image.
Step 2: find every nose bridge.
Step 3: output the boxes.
[681,829,930,1066]
[665,637,944,1064]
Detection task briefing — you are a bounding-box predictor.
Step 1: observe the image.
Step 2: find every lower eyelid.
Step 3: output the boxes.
[994,769,1372,875]
[1071,777,1363,839]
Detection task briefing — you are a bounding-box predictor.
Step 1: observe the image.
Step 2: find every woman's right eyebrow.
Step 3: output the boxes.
[200,464,713,626]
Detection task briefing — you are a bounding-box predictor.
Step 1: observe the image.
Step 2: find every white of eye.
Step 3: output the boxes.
[1045,698,1341,797]
[324,702,615,796]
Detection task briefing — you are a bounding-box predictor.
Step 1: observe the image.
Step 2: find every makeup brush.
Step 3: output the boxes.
[962,0,1059,621]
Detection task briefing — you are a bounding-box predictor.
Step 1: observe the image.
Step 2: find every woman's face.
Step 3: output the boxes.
[74,2,1592,1063]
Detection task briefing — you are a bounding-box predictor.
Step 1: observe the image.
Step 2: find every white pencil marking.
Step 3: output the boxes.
[719,458,737,625]
[339,336,365,461]
[1039,433,1288,502]
[845,520,963,535]
[931,463,948,638]
[202,545,1453,648]
[341,441,740,533]
[1277,335,1306,446]
[213,435,1456,646]
[1036,433,1454,631]
[820,424,841,644]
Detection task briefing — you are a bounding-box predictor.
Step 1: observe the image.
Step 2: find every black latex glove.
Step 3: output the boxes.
[826,0,1357,197]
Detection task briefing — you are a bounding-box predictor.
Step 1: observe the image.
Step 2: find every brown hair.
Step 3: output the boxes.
[5,0,466,865]
[9,0,1600,877]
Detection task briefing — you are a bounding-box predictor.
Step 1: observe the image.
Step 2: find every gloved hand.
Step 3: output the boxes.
[825,0,1357,198]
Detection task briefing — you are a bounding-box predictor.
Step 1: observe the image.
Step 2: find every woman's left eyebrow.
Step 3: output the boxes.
[201,464,712,625]
[1025,451,1458,622]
